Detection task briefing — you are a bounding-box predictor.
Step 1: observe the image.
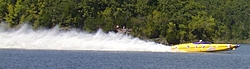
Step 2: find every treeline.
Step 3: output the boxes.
[0,0,249,44]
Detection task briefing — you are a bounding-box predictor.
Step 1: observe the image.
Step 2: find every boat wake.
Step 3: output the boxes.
[0,23,172,52]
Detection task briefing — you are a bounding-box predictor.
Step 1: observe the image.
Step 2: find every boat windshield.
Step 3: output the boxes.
[193,41,212,44]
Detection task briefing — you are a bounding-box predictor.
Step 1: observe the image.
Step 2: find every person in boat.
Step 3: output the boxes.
[193,40,204,44]
[198,40,202,43]
[193,40,212,44]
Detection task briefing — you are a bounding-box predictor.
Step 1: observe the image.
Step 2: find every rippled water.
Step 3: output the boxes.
[0,44,249,69]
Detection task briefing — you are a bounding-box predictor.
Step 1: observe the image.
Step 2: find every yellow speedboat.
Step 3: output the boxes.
[171,41,240,52]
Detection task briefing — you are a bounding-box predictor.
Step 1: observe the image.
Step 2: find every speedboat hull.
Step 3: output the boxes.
[171,43,240,52]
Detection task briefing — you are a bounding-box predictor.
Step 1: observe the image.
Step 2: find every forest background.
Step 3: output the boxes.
[0,0,250,44]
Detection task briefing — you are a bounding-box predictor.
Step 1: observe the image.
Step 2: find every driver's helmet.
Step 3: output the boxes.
[199,40,202,42]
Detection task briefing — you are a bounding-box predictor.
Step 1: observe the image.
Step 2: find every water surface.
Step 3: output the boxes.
[0,44,249,69]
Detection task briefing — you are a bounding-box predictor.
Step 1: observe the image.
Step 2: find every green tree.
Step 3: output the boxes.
[0,0,8,22]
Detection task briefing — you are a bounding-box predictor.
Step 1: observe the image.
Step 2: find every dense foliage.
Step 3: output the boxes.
[0,0,249,44]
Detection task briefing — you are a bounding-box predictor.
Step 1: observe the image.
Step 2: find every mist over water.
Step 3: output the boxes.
[0,23,172,52]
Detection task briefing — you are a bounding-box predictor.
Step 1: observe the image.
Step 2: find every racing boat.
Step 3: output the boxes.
[171,40,240,52]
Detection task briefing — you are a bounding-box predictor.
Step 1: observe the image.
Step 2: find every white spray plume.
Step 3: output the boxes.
[0,23,172,52]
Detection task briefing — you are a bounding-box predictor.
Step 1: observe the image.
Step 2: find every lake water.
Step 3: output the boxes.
[0,44,249,69]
